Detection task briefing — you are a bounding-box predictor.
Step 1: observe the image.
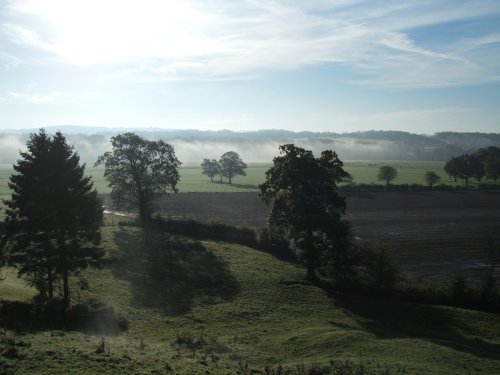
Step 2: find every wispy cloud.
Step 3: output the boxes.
[0,50,22,70]
[3,0,500,89]
[8,91,61,103]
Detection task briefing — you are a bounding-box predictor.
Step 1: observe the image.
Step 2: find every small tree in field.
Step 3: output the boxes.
[2,130,103,307]
[444,157,460,182]
[377,165,398,187]
[424,171,441,188]
[96,133,181,227]
[219,151,247,184]
[201,158,220,182]
[259,144,352,281]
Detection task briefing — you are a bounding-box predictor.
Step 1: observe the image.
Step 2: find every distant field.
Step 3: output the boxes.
[0,160,491,199]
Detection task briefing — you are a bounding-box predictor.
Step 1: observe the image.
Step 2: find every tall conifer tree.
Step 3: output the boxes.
[2,130,103,307]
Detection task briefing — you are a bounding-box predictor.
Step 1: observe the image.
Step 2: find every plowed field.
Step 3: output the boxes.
[106,190,500,284]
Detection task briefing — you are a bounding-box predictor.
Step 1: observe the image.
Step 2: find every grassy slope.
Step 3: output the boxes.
[1,219,500,374]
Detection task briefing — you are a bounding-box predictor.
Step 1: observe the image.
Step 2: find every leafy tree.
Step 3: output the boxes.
[364,244,400,290]
[485,159,500,182]
[424,171,441,188]
[201,158,220,182]
[2,130,103,307]
[448,154,484,189]
[377,165,398,187]
[219,151,247,184]
[444,157,460,182]
[95,133,181,227]
[475,146,500,181]
[259,144,352,281]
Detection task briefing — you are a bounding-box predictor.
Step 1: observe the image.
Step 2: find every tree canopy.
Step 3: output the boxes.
[377,166,398,187]
[2,130,103,306]
[259,144,352,281]
[201,158,220,183]
[475,146,500,181]
[95,133,181,227]
[444,154,484,189]
[219,151,247,184]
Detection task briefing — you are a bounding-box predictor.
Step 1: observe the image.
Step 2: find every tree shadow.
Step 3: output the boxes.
[211,181,258,189]
[334,292,500,361]
[0,299,127,335]
[111,227,239,315]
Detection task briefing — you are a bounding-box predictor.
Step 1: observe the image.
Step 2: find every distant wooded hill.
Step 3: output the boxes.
[1,128,499,164]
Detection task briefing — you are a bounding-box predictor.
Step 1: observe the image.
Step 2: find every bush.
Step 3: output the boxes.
[151,215,257,247]
[257,228,294,261]
[363,244,401,291]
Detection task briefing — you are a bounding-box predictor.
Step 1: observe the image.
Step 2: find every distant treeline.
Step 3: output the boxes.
[1,128,499,164]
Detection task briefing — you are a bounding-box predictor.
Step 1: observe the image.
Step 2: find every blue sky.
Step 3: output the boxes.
[0,0,499,133]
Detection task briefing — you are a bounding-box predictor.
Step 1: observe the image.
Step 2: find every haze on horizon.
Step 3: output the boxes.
[0,0,499,133]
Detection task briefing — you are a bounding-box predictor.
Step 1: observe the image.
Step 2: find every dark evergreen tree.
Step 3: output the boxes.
[2,130,103,307]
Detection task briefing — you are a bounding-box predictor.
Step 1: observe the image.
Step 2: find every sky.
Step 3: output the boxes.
[0,0,499,134]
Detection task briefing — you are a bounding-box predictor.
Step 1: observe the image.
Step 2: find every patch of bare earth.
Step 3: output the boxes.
[103,190,500,284]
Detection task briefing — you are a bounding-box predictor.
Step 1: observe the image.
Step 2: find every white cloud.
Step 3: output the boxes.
[3,0,500,88]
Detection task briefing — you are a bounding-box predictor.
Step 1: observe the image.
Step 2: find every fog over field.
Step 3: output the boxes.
[1,127,500,164]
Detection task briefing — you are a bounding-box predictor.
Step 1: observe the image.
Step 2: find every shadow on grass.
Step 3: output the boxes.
[0,299,127,335]
[335,292,500,361]
[211,181,259,189]
[112,227,239,315]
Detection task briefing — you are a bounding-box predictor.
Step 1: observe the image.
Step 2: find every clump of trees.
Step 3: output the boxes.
[1,130,103,308]
[377,165,398,187]
[444,146,500,188]
[95,133,181,228]
[259,144,352,281]
[201,151,247,184]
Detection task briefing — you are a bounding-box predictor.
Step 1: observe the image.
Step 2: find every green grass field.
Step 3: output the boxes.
[0,160,489,199]
[1,219,500,374]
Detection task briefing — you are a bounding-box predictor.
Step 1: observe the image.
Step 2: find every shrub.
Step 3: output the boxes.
[363,244,401,291]
[151,215,257,247]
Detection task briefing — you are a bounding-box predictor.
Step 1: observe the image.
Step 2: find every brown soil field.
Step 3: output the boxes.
[104,190,500,284]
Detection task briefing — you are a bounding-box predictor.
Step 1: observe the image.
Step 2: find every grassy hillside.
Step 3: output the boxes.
[1,218,500,374]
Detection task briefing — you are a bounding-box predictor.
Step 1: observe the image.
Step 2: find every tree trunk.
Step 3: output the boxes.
[229,175,232,184]
[47,263,53,301]
[210,176,213,182]
[465,177,469,189]
[58,234,69,309]
[45,236,53,301]
[305,231,317,282]
[138,195,150,229]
